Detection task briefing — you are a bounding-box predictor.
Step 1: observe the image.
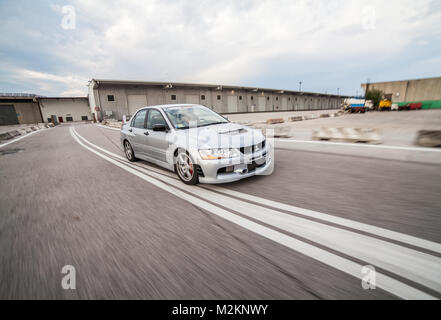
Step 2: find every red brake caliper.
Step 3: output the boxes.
[188,159,193,175]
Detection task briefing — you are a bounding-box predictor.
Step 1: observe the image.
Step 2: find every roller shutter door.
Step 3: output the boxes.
[227,96,238,113]
[128,95,147,116]
[185,95,199,104]
[0,105,19,125]
[258,97,266,112]
[281,97,288,110]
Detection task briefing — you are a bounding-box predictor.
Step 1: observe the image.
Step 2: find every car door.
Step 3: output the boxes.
[129,109,149,157]
[145,108,170,162]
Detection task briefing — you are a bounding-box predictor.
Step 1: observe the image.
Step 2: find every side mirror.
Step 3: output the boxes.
[153,124,167,132]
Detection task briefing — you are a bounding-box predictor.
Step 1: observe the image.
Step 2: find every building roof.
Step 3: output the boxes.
[0,95,40,100]
[91,79,347,98]
[0,93,39,97]
[34,97,88,101]
[361,76,441,86]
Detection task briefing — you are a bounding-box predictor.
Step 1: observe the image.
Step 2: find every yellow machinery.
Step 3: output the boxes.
[379,99,392,111]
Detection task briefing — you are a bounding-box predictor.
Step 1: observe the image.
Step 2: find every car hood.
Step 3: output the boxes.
[175,123,265,149]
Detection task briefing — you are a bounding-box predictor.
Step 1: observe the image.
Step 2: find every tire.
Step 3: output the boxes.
[175,150,199,185]
[123,140,137,162]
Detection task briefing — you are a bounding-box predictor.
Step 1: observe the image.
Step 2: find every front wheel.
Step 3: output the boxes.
[175,150,199,185]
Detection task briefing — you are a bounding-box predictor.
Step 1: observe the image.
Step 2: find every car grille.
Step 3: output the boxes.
[240,140,266,154]
[247,160,266,172]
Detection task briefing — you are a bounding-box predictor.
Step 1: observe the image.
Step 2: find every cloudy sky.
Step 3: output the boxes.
[0,0,440,96]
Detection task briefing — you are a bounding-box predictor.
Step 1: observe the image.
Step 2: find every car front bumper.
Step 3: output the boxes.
[196,146,273,184]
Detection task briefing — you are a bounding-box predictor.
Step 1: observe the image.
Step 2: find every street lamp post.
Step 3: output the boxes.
[337,88,341,110]
[299,81,302,92]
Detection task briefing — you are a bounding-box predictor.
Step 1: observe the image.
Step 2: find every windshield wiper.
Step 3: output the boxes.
[197,121,228,128]
[175,122,228,129]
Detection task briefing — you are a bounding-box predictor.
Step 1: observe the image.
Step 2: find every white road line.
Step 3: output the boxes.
[73,127,177,179]
[203,185,441,255]
[96,124,121,132]
[71,127,438,299]
[275,139,441,153]
[0,129,46,149]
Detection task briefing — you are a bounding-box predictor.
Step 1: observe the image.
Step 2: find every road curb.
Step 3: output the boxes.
[304,115,320,121]
[0,130,21,141]
[266,118,285,125]
[312,127,382,144]
[0,123,54,142]
[289,116,304,122]
[102,120,122,129]
[415,130,441,148]
[250,123,292,138]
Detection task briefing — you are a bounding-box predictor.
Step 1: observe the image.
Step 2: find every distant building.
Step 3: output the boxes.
[1,79,349,125]
[88,79,346,121]
[361,76,441,108]
[0,95,42,125]
[35,97,91,123]
[0,95,90,125]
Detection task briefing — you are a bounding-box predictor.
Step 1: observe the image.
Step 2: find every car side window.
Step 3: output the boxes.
[132,109,147,129]
[146,109,167,130]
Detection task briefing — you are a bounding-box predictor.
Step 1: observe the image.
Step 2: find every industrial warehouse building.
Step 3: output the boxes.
[36,97,91,123]
[361,76,441,108]
[1,80,348,125]
[3,77,440,126]
[88,79,346,122]
[0,95,90,125]
[0,95,43,125]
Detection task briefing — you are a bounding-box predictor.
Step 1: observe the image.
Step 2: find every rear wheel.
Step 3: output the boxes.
[124,140,137,162]
[175,150,199,185]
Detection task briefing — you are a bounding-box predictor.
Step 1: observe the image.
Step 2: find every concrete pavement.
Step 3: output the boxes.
[1,123,440,299]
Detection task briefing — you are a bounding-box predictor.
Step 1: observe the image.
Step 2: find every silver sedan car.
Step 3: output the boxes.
[120,104,272,184]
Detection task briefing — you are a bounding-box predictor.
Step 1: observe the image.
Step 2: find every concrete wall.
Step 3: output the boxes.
[88,81,100,121]
[93,83,344,121]
[362,77,441,103]
[0,101,42,124]
[39,98,91,123]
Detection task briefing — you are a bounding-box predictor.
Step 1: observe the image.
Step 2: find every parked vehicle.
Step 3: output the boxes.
[398,102,423,111]
[379,99,392,111]
[409,102,423,110]
[365,100,374,111]
[391,104,399,111]
[120,104,272,185]
[343,98,366,113]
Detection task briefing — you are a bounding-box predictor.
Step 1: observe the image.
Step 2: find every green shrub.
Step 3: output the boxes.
[366,89,383,107]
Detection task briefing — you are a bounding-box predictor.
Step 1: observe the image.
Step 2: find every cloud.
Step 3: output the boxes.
[1,0,440,96]
[6,68,88,97]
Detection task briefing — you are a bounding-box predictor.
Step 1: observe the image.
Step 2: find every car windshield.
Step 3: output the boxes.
[164,105,229,129]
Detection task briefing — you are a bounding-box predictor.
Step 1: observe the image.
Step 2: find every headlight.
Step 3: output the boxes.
[199,148,240,160]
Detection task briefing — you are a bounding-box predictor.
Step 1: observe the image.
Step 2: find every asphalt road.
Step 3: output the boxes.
[0,123,440,299]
